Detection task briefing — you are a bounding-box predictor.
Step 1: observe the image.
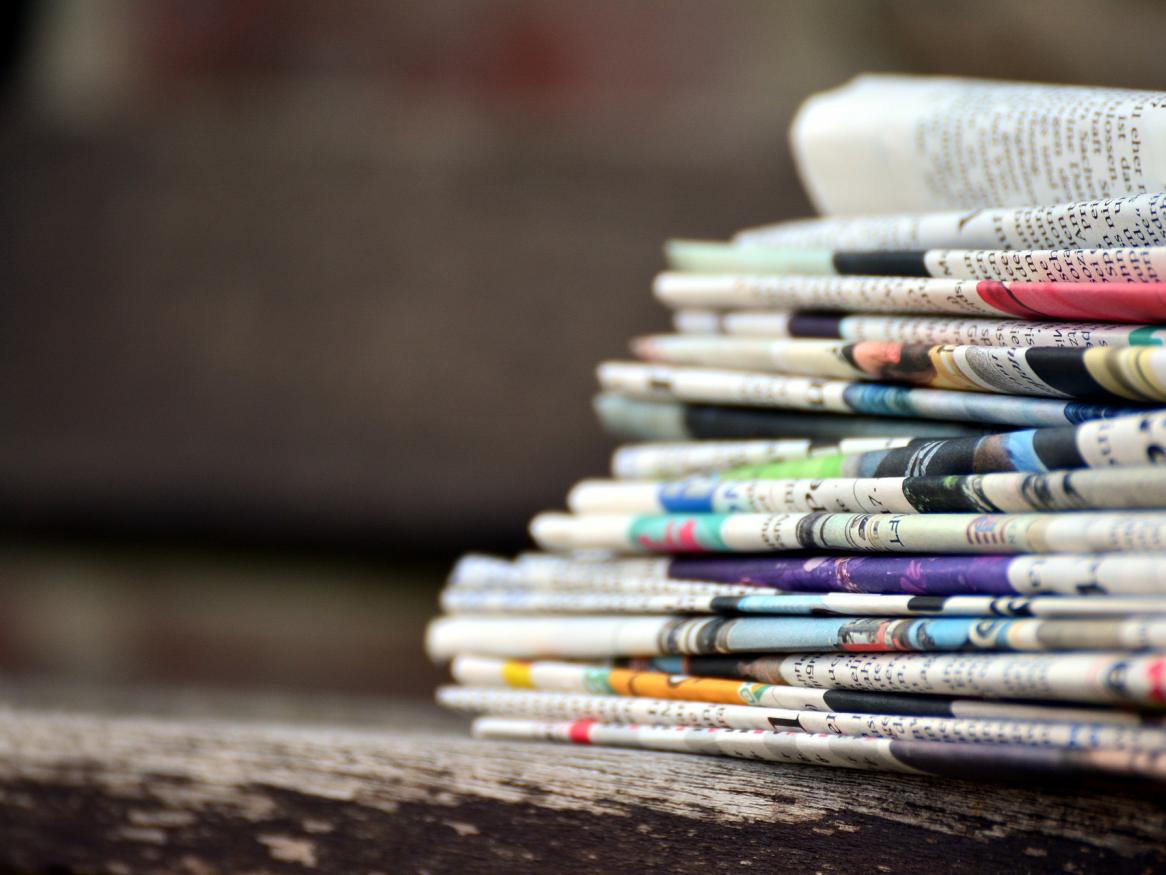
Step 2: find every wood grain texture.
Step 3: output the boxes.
[0,690,1162,874]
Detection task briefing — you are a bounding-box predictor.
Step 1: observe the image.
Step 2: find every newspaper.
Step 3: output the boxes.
[654,272,1166,322]
[439,686,1166,751]
[425,613,1166,660]
[665,240,1166,282]
[450,551,1166,597]
[450,655,1154,724]
[594,393,984,442]
[529,509,1166,555]
[632,336,1166,403]
[634,651,1166,707]
[597,362,1142,427]
[440,589,1166,618]
[471,717,1166,781]
[790,75,1166,213]
[672,310,1166,349]
[733,193,1166,252]
[611,437,914,480]
[567,466,1166,515]
[705,409,1166,481]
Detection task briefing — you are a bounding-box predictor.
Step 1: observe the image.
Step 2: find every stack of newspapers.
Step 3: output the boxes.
[428,75,1166,783]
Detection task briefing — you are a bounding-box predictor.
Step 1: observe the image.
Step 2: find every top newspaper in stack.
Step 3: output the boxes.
[790,76,1166,215]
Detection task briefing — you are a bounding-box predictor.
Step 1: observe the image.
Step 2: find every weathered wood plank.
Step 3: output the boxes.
[0,691,1162,873]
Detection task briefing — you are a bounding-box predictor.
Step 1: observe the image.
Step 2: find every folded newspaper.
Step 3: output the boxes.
[428,74,1166,785]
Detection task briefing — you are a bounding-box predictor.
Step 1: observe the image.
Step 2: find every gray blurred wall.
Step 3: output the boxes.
[2,0,1164,550]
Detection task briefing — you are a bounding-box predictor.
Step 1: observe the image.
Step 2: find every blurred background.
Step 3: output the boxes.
[2,0,1165,699]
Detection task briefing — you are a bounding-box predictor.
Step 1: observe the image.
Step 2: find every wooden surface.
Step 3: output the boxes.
[0,684,1163,874]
